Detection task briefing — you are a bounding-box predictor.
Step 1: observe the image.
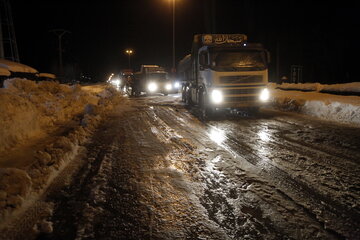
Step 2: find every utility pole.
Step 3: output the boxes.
[0,0,20,62]
[276,39,280,84]
[50,29,70,77]
[204,0,216,34]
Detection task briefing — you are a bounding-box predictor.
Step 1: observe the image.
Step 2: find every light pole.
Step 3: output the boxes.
[171,0,176,73]
[125,49,133,69]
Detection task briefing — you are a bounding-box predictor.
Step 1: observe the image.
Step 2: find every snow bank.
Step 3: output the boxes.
[321,82,360,93]
[271,82,321,92]
[0,79,121,226]
[0,59,38,73]
[270,82,360,94]
[0,67,10,77]
[0,79,99,152]
[269,84,360,125]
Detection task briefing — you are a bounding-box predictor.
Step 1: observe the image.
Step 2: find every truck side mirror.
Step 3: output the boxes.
[266,50,271,64]
[199,52,209,70]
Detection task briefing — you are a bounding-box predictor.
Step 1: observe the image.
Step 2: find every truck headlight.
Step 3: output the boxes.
[259,88,270,101]
[211,89,223,104]
[165,83,172,91]
[148,82,158,92]
[111,78,120,86]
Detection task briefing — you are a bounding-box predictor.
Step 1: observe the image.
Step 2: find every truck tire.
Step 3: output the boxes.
[248,107,260,115]
[185,89,192,106]
[200,91,214,120]
[181,89,186,102]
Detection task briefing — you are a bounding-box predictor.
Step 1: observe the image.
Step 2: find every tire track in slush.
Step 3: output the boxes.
[150,105,358,239]
[148,107,309,238]
[218,131,357,238]
[212,119,360,213]
[146,108,273,239]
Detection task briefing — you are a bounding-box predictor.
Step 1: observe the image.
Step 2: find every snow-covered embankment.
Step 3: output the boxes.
[0,79,120,228]
[269,82,360,125]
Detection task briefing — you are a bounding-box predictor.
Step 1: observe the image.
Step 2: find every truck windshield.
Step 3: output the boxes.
[210,49,267,71]
[149,73,167,82]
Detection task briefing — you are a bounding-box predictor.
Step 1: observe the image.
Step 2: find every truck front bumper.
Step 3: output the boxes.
[208,88,270,108]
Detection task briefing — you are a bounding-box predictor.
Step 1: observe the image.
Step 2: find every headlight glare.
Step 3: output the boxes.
[148,82,158,92]
[174,82,180,89]
[260,88,270,101]
[165,83,172,91]
[211,89,223,104]
[111,78,120,86]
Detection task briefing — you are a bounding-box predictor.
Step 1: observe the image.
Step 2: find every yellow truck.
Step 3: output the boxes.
[178,34,270,119]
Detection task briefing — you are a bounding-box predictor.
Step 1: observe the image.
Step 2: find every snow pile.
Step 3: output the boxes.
[321,82,360,93]
[0,58,38,74]
[0,79,98,152]
[272,82,322,92]
[0,79,121,225]
[302,101,360,124]
[269,83,360,125]
[271,82,360,94]
[0,168,32,209]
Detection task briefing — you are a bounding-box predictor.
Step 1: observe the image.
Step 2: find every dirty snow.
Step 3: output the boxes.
[0,78,121,229]
[268,82,360,125]
[0,59,38,73]
[273,82,360,93]
[0,67,11,77]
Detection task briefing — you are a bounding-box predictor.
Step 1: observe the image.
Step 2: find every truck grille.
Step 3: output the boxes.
[219,75,263,84]
[221,88,260,95]
[224,96,258,102]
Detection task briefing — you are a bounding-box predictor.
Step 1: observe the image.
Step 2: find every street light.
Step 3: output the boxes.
[125,49,133,69]
[171,0,176,73]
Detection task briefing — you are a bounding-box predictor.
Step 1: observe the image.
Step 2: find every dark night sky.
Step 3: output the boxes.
[10,0,360,83]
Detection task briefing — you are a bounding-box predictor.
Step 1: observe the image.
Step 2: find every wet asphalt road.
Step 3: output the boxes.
[38,94,360,240]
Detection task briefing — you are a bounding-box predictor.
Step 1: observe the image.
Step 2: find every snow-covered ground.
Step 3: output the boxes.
[269,82,360,125]
[272,82,360,93]
[0,78,359,234]
[0,79,121,229]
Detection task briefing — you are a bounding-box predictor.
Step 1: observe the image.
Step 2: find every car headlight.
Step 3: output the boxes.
[174,81,180,89]
[165,83,172,91]
[259,88,270,101]
[148,82,158,92]
[111,78,121,86]
[211,89,223,104]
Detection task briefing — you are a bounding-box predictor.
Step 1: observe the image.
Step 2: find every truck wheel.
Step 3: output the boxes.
[181,87,186,102]
[130,88,135,97]
[126,86,132,96]
[200,92,214,120]
[248,107,260,115]
[185,89,192,106]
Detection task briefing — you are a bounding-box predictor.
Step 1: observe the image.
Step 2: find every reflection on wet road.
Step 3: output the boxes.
[144,95,360,239]
[41,94,360,240]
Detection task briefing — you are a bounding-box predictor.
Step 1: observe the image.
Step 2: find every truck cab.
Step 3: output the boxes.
[136,65,172,96]
[179,34,270,118]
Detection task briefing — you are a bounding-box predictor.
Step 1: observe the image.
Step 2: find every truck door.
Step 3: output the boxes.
[191,54,198,103]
